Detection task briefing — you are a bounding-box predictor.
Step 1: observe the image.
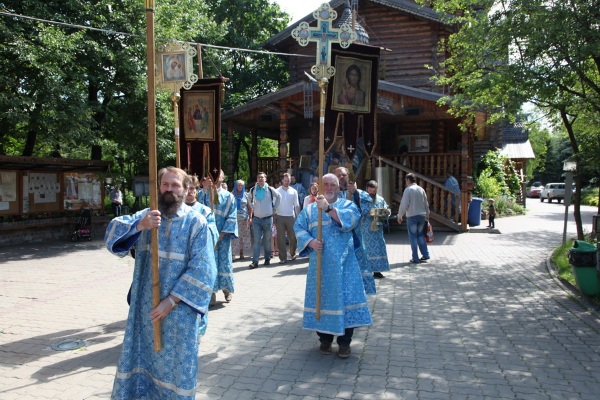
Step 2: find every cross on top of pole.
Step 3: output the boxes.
[291,3,357,79]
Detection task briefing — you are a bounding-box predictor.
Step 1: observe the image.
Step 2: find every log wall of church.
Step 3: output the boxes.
[286,1,452,93]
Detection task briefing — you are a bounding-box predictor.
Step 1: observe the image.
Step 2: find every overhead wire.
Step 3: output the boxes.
[0,10,312,59]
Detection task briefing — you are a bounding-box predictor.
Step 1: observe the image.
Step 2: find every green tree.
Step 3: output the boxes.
[427,0,600,239]
[538,130,569,184]
[0,1,93,156]
[523,116,550,183]
[199,0,290,181]
[0,0,288,186]
[572,109,600,211]
[202,0,290,108]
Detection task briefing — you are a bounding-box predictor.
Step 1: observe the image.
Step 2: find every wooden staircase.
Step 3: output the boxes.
[374,156,468,232]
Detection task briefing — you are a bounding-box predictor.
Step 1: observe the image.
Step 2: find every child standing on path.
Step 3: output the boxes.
[487,199,496,229]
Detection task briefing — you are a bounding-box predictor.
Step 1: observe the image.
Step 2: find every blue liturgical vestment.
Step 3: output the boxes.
[358,191,391,273]
[105,205,217,400]
[294,198,372,336]
[189,202,218,244]
[339,189,376,295]
[189,201,218,336]
[211,188,238,293]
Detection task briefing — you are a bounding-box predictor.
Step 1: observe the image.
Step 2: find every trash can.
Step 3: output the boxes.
[468,197,483,226]
[568,240,599,296]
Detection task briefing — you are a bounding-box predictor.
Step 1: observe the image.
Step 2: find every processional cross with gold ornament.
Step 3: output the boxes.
[292,3,356,320]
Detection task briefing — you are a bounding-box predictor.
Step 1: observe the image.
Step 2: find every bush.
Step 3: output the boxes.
[552,240,576,283]
[474,170,502,198]
[493,195,524,216]
[474,150,520,198]
[581,187,598,207]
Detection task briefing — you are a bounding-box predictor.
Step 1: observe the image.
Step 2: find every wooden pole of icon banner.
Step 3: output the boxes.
[145,0,162,352]
[171,92,181,168]
[197,44,203,79]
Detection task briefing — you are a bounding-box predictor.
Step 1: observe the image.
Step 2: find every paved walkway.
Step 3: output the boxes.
[1,201,599,399]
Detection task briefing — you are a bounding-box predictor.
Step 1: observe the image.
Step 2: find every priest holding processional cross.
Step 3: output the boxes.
[292,2,372,359]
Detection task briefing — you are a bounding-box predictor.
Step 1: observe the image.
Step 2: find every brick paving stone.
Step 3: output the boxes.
[1,202,600,399]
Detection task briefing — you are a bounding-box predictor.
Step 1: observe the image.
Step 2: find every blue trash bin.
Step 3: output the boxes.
[468,197,483,226]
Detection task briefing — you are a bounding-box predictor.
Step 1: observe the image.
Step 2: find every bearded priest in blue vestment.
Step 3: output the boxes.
[105,167,217,399]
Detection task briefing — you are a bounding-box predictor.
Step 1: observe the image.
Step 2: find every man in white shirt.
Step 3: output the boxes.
[276,173,300,264]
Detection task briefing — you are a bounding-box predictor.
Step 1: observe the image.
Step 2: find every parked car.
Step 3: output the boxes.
[527,182,544,198]
[540,183,565,203]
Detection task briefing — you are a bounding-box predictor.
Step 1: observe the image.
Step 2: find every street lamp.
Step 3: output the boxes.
[105,164,113,185]
[562,160,576,244]
[116,156,125,174]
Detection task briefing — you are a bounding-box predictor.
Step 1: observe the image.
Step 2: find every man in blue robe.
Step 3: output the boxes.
[290,174,306,210]
[210,170,238,304]
[357,180,391,278]
[105,167,217,400]
[335,167,375,295]
[185,175,219,336]
[294,173,372,359]
[185,175,219,244]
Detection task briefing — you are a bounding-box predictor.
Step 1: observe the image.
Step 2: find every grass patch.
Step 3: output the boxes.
[552,239,576,284]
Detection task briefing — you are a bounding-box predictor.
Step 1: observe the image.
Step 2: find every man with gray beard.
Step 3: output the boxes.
[293,173,372,358]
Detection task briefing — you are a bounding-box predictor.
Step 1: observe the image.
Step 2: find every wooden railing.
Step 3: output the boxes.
[258,153,462,185]
[376,156,468,232]
[255,153,468,232]
[379,153,462,181]
[257,157,280,182]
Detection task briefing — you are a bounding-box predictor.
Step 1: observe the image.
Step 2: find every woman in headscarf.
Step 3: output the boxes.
[303,182,319,209]
[231,179,251,260]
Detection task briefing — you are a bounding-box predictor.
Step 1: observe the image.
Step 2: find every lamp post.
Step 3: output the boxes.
[562,161,576,245]
[116,156,125,174]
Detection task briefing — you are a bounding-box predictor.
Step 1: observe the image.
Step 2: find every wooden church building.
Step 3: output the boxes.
[221,0,486,231]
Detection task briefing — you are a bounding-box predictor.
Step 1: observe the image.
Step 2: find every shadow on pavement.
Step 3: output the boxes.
[0,239,105,262]
[0,320,124,367]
